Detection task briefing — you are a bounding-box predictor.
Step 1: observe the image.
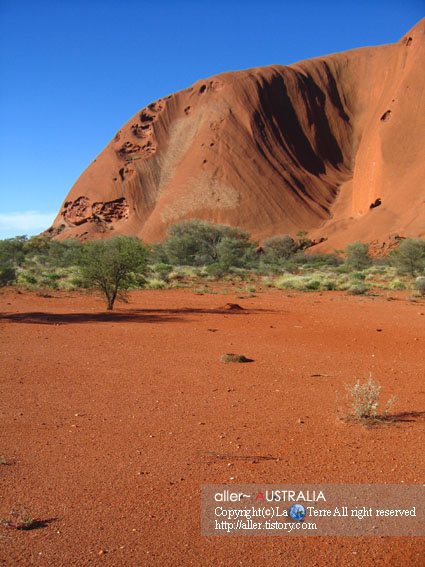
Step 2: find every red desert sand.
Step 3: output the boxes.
[1,287,424,565]
[47,19,425,252]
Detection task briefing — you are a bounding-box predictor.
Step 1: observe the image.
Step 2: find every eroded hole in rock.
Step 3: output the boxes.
[62,196,92,225]
[118,142,141,155]
[140,111,155,123]
[148,101,164,113]
[380,110,391,122]
[119,168,125,181]
[184,106,191,115]
[92,197,130,222]
[405,36,412,46]
[199,84,207,94]
[62,196,130,227]
[370,198,382,209]
[132,123,152,138]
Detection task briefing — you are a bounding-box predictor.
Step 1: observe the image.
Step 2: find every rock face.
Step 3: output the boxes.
[49,19,425,251]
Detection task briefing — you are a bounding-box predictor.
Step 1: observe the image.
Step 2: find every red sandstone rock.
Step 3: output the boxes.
[48,19,425,250]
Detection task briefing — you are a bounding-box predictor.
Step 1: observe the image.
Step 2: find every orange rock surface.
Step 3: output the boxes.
[49,19,425,250]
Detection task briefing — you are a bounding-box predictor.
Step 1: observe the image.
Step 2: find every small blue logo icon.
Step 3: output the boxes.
[289,504,306,521]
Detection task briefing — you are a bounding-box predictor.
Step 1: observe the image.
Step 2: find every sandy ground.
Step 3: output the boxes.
[0,287,424,566]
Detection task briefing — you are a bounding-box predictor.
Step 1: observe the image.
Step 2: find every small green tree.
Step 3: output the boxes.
[79,236,149,310]
[391,238,425,276]
[345,241,372,270]
[262,235,297,264]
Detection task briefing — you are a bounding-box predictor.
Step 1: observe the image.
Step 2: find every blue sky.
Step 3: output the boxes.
[0,0,423,239]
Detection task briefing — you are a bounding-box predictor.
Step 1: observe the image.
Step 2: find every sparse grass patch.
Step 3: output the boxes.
[145,278,169,289]
[390,279,408,291]
[1,507,35,530]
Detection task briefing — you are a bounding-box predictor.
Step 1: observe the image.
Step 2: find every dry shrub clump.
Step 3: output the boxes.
[344,374,395,426]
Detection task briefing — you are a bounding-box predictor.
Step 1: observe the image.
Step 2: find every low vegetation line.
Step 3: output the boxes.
[1,220,424,309]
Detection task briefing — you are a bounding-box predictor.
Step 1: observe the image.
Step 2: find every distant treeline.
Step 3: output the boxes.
[1,219,424,289]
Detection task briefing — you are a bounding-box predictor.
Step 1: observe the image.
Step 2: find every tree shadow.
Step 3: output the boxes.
[23,517,57,530]
[0,306,264,325]
[388,411,425,423]
[1,517,57,531]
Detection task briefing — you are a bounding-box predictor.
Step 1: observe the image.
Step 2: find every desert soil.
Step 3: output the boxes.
[0,287,424,566]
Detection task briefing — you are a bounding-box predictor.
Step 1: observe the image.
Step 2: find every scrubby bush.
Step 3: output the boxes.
[0,267,16,286]
[345,375,395,425]
[350,272,366,281]
[261,235,297,264]
[345,241,372,270]
[347,284,369,295]
[220,237,257,269]
[0,236,27,267]
[151,263,173,281]
[275,275,322,292]
[322,279,337,290]
[145,278,168,289]
[389,279,407,291]
[160,219,256,268]
[391,238,425,276]
[205,262,227,278]
[47,239,83,267]
[414,276,425,296]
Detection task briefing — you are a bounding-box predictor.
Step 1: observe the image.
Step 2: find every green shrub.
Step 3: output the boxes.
[18,272,38,286]
[414,276,425,296]
[390,279,407,290]
[217,236,256,269]
[145,278,168,289]
[322,279,337,290]
[345,241,372,270]
[0,235,27,267]
[347,284,369,295]
[275,275,321,292]
[152,263,173,281]
[350,272,366,281]
[205,262,227,278]
[47,239,83,267]
[262,235,297,264]
[305,279,321,290]
[0,267,16,286]
[391,238,425,276]
[161,219,255,267]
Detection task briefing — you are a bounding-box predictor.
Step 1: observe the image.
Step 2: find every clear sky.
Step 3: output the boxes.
[0,0,423,239]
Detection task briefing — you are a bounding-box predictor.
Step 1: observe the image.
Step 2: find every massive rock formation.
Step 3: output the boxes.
[48,19,425,251]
